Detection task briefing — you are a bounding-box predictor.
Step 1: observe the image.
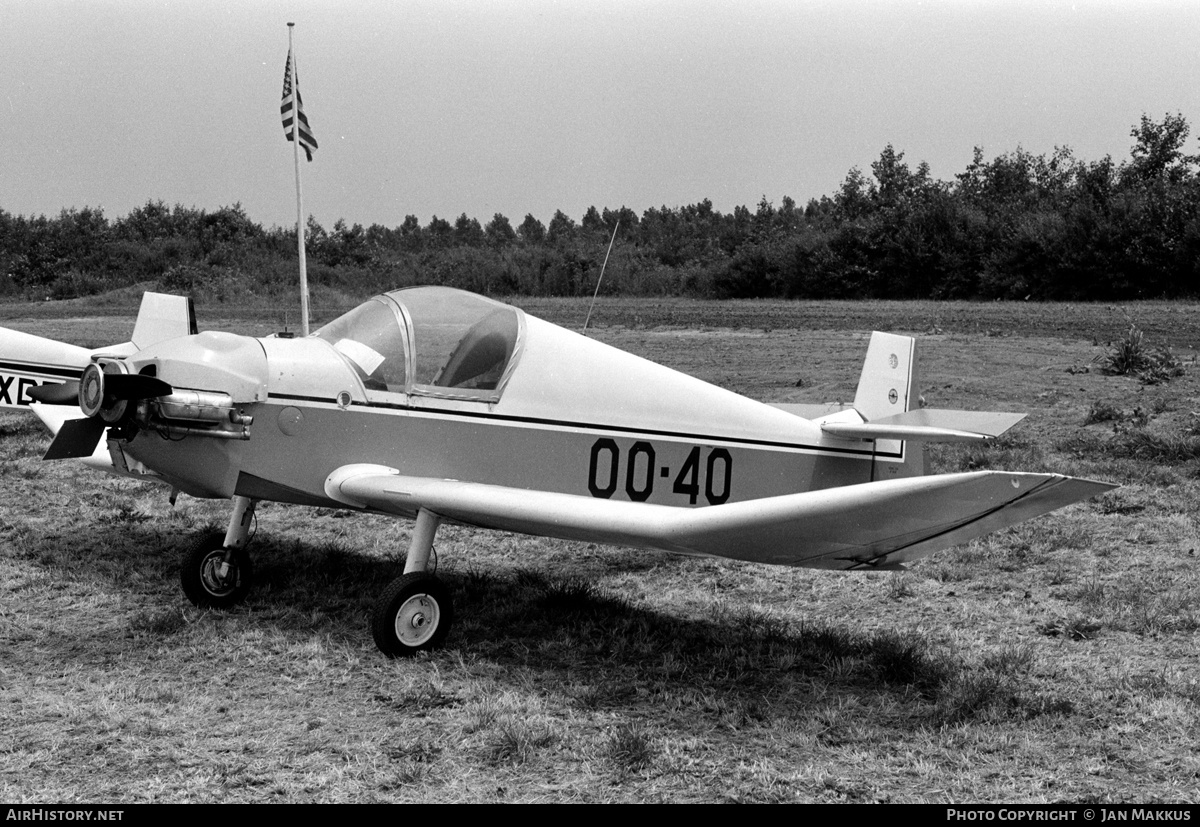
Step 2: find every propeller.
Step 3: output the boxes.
[27,381,80,405]
[81,371,173,413]
[29,368,172,408]
[39,364,174,460]
[43,417,107,460]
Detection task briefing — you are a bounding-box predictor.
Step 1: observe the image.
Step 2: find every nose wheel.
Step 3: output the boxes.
[180,531,252,609]
[180,496,256,610]
[372,572,453,657]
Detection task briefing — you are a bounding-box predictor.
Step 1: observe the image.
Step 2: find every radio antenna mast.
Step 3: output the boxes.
[582,220,620,336]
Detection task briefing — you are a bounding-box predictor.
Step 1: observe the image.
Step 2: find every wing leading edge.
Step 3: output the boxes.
[325,465,1115,570]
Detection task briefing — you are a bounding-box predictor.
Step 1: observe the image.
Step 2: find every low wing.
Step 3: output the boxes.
[325,465,1114,570]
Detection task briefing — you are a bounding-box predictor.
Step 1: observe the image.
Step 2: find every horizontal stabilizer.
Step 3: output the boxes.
[821,409,1026,443]
[325,465,1114,571]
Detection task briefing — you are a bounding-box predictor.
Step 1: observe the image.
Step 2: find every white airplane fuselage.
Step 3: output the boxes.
[118,316,914,513]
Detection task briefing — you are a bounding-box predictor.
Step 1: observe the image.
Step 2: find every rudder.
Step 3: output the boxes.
[853,332,918,421]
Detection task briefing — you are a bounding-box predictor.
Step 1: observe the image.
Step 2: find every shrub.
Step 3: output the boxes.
[1097,324,1151,375]
[1095,324,1187,383]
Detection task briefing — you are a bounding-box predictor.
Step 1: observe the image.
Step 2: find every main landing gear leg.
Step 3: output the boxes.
[180,496,256,609]
[372,507,454,657]
[223,495,256,551]
[404,508,440,574]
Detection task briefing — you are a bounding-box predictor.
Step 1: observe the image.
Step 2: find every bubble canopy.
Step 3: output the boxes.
[313,287,523,402]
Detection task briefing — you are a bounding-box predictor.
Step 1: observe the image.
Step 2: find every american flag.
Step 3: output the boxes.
[281,49,317,161]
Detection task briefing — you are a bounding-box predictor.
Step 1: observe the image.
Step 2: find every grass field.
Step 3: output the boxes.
[1,296,1198,803]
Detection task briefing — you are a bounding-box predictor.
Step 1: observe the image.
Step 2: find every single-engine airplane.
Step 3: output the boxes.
[1,288,1115,656]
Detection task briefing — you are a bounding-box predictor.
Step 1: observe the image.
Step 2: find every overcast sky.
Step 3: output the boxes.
[3,0,1199,230]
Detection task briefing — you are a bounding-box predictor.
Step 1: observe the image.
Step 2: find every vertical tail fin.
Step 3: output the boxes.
[853,332,919,421]
[852,332,920,479]
[130,293,197,349]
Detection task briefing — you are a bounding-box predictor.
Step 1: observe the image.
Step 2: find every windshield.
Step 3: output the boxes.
[313,299,407,392]
[314,287,523,401]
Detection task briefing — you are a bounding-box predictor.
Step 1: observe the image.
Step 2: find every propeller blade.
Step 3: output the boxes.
[27,380,80,405]
[43,417,107,460]
[104,374,173,401]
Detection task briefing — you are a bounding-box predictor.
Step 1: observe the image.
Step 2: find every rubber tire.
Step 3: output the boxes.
[180,531,252,609]
[372,572,453,657]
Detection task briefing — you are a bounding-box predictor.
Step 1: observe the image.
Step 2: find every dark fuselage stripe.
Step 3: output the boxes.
[0,361,82,380]
[268,392,334,404]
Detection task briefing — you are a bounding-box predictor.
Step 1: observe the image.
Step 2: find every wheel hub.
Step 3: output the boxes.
[394,594,439,646]
[201,551,238,596]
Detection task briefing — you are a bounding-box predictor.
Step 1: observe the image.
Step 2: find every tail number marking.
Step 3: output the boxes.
[0,374,52,407]
[587,439,731,505]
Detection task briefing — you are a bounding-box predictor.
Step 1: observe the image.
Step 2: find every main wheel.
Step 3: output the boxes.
[372,572,453,657]
[180,531,252,609]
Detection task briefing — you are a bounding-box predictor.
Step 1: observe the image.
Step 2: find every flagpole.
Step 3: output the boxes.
[288,22,311,336]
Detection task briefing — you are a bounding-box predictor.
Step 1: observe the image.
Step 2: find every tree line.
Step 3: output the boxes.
[2,113,1198,302]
